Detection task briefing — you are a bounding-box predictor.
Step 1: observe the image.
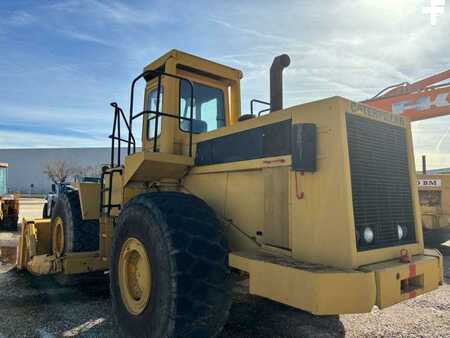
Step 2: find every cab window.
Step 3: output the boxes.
[180,81,225,133]
[147,86,163,139]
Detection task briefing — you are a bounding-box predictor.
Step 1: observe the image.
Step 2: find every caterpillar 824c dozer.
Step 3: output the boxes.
[17,50,443,337]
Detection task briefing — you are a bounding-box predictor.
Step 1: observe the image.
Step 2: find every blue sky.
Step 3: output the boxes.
[0,0,449,168]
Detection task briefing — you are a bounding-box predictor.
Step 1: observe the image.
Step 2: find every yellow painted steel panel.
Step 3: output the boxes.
[285,97,424,269]
[183,171,262,252]
[124,151,194,185]
[362,253,443,309]
[263,167,290,248]
[225,171,264,250]
[230,250,442,315]
[77,182,101,220]
[230,250,376,315]
[289,97,356,268]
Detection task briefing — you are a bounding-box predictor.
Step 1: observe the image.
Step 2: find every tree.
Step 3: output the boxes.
[72,165,102,178]
[43,160,76,184]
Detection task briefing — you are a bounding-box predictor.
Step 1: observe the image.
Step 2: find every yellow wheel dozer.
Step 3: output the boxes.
[16,50,444,337]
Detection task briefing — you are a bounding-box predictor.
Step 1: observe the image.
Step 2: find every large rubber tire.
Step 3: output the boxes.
[42,203,48,219]
[110,192,232,338]
[424,228,450,248]
[0,214,18,231]
[51,191,99,253]
[0,202,18,231]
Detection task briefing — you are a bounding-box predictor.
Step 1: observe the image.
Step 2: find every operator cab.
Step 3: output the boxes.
[141,50,243,156]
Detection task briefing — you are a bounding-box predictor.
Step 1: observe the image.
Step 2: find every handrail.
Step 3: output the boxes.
[109,102,136,167]
[250,99,270,116]
[128,70,195,156]
[108,69,195,169]
[103,70,196,215]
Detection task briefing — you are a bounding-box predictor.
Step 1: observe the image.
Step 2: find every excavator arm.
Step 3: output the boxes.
[363,69,450,121]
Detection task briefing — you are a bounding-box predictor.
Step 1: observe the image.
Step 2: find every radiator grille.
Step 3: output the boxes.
[346,114,416,251]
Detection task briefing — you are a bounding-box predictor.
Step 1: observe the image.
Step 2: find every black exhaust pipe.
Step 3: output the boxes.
[270,54,291,112]
[422,155,427,175]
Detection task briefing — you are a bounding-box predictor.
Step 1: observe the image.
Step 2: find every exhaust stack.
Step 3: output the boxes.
[422,155,427,175]
[270,54,291,112]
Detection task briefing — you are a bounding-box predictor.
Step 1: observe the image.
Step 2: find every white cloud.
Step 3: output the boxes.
[1,0,449,169]
[0,130,106,149]
[208,18,295,43]
[5,11,35,26]
[48,0,166,26]
[54,29,113,46]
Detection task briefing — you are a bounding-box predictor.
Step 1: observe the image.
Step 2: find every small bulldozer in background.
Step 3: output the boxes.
[0,163,19,231]
[417,168,450,246]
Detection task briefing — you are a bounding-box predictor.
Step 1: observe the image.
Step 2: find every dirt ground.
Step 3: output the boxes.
[0,199,448,337]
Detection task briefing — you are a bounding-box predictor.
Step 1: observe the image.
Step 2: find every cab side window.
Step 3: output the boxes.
[147,87,163,139]
[180,81,225,133]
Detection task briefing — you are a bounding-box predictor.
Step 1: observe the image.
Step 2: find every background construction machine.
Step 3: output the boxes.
[364,69,450,122]
[16,50,443,337]
[365,69,450,246]
[415,155,450,246]
[416,173,450,246]
[0,163,18,231]
[42,176,101,219]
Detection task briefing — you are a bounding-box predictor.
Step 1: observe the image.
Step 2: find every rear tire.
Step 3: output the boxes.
[50,191,101,285]
[0,202,18,231]
[51,191,99,253]
[0,215,18,230]
[424,228,450,248]
[42,203,48,219]
[110,192,232,338]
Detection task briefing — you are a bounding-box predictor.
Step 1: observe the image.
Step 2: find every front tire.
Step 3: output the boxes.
[110,192,232,338]
[424,228,450,247]
[42,202,48,219]
[51,191,99,254]
[0,201,18,231]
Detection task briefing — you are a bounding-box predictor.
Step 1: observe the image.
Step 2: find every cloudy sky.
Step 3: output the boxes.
[0,0,449,169]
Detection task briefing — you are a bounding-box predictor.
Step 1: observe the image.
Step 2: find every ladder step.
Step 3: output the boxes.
[101,204,121,209]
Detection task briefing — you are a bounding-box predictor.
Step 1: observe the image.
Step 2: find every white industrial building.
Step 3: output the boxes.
[0,148,125,194]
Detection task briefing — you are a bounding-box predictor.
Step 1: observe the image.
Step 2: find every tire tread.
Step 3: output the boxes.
[112,191,232,338]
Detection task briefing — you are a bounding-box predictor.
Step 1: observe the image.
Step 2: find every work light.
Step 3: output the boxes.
[397,224,404,240]
[363,227,374,243]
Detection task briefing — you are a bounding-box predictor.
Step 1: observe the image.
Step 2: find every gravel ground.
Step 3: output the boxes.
[0,249,448,338]
[0,199,448,337]
[0,262,448,338]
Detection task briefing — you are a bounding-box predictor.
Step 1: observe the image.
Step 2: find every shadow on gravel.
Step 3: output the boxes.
[220,293,345,338]
[1,269,348,338]
[0,268,110,309]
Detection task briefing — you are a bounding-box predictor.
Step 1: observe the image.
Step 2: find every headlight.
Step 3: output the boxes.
[397,224,404,239]
[401,225,408,239]
[363,227,374,243]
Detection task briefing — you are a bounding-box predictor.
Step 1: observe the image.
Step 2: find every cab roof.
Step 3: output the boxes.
[143,49,243,82]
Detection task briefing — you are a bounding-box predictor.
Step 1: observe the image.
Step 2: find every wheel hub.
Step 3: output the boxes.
[52,216,65,257]
[118,237,152,315]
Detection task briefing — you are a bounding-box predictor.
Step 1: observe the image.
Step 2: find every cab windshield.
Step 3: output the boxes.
[179,81,225,133]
